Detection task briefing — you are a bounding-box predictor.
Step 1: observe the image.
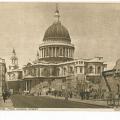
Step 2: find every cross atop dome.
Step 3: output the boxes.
[43,3,71,43]
[54,3,60,22]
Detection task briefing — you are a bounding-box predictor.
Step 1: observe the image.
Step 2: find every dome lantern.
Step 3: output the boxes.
[54,3,60,22]
[43,4,71,43]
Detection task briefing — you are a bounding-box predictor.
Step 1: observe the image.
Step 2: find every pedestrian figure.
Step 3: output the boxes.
[54,90,57,97]
[70,92,73,98]
[80,91,84,100]
[64,91,69,102]
[86,91,90,100]
[114,93,119,107]
[107,92,113,106]
[2,92,7,103]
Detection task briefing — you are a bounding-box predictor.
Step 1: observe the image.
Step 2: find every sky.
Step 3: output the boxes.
[0,3,120,67]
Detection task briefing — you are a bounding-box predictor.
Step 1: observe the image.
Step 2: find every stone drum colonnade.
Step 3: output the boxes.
[39,45,74,59]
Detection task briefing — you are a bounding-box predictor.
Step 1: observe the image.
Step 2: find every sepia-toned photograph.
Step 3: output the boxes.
[0,2,120,110]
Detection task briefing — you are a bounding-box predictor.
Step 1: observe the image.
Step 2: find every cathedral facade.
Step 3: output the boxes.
[7,6,107,96]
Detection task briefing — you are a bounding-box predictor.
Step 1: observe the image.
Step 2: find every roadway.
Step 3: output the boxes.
[10,95,109,108]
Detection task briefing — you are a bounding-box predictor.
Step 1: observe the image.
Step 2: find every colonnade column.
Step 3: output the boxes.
[72,49,74,58]
[71,49,73,58]
[69,49,71,58]
[53,47,55,57]
[42,48,43,58]
[55,47,56,57]
[64,48,66,57]
[51,47,53,57]
[39,49,41,58]
[68,48,69,58]
[41,48,43,58]
[39,68,41,77]
[49,47,51,57]
[70,49,72,57]
[61,47,63,57]
[66,48,68,57]
[40,49,41,58]
[43,48,45,58]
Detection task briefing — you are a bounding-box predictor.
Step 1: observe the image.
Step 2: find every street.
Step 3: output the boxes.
[10,95,108,108]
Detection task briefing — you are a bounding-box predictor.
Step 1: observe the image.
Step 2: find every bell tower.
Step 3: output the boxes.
[9,48,19,70]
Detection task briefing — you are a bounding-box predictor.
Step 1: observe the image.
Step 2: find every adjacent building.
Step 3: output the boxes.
[103,59,120,94]
[0,58,7,95]
[7,49,22,94]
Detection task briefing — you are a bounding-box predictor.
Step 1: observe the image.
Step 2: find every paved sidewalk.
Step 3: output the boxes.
[70,98,108,107]
[0,97,14,109]
[45,95,109,107]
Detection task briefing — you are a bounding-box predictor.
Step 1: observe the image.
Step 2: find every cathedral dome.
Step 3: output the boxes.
[43,21,71,43]
[39,4,75,63]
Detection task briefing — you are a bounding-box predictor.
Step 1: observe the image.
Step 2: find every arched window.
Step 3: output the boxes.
[69,66,73,74]
[97,66,101,74]
[42,68,49,77]
[89,66,94,73]
[63,67,67,76]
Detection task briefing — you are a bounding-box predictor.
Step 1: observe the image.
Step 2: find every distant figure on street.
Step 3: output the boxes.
[107,92,113,106]
[69,91,73,98]
[114,93,119,107]
[64,91,69,102]
[2,92,7,103]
